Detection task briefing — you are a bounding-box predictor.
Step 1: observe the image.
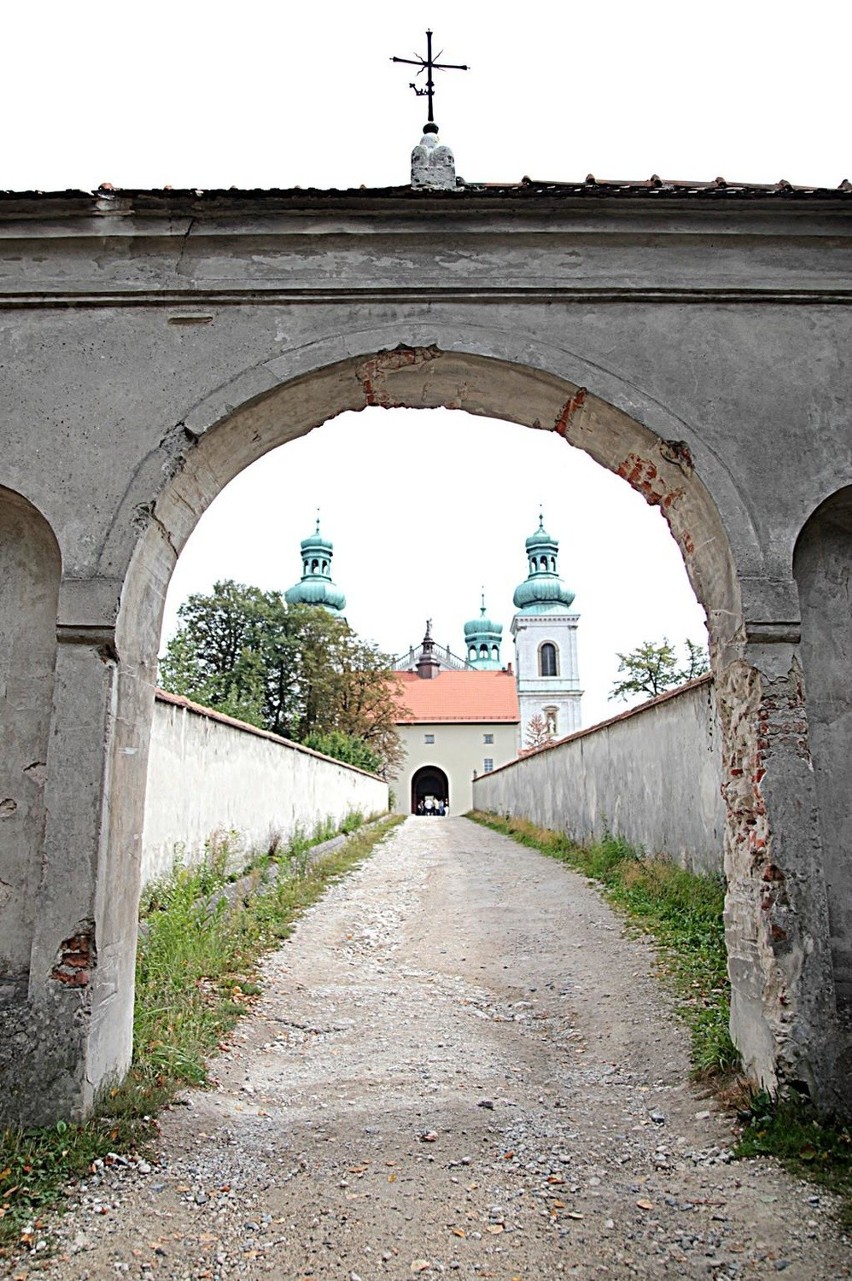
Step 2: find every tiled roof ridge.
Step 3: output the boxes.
[2,176,850,202]
[394,668,520,724]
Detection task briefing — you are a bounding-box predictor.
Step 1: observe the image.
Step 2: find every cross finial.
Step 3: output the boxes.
[391,29,469,133]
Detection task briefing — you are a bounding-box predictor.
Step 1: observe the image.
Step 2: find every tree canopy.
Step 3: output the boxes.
[609,637,709,703]
[158,581,405,777]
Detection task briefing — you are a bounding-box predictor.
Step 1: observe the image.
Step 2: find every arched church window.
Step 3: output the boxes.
[539,642,559,677]
[491,645,499,661]
[311,558,319,573]
[480,644,488,659]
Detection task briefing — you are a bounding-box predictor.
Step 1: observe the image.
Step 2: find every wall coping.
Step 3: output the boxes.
[153,687,384,782]
[482,673,714,781]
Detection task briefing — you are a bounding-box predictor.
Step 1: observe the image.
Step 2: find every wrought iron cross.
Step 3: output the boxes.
[391,30,469,131]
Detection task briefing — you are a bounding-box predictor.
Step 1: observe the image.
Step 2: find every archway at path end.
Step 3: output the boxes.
[411,766,450,815]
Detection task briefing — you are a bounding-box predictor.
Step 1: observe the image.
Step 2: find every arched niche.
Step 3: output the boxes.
[794,486,852,1011]
[0,488,61,995]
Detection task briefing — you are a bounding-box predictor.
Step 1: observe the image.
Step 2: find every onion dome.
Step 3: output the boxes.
[284,515,347,616]
[464,591,503,669]
[513,513,576,615]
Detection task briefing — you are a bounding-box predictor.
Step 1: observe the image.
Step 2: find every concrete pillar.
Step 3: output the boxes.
[0,581,156,1124]
[0,636,119,1123]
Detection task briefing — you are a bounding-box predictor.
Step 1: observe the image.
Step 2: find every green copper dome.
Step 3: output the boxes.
[464,592,503,669]
[513,514,576,615]
[285,517,347,616]
[525,518,557,552]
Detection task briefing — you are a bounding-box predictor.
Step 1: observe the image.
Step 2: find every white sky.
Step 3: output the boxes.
[5,0,848,725]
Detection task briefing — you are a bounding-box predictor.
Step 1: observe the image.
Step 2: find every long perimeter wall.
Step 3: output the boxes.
[142,690,389,884]
[473,676,724,876]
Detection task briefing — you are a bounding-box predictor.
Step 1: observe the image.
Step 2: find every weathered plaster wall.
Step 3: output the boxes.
[473,676,725,876]
[143,691,388,883]
[0,186,848,1118]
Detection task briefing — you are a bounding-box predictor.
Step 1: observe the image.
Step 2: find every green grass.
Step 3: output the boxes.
[467,811,738,1078]
[0,813,403,1253]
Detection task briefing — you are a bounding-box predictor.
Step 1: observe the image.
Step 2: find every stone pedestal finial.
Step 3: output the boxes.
[411,124,456,190]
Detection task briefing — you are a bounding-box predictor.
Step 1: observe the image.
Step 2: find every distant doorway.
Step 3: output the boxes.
[411,766,450,815]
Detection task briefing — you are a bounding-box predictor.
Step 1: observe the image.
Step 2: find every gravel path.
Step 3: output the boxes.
[9,817,849,1280]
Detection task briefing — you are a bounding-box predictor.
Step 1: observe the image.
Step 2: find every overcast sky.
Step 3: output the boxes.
[6,1,848,725]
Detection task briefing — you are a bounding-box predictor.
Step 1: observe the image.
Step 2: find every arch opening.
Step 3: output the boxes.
[411,766,449,815]
[105,342,840,1111]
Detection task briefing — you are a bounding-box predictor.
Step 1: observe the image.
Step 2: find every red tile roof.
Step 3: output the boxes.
[395,670,520,724]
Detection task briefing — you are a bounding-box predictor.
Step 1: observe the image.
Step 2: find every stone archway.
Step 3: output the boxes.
[2,185,851,1123]
[1,341,844,1122]
[98,344,836,1114]
[411,766,450,815]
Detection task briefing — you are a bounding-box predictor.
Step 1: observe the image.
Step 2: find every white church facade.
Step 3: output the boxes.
[390,515,583,811]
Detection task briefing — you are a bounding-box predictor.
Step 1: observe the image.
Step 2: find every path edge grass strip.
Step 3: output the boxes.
[467,809,737,1079]
[467,810,852,1227]
[0,813,405,1254]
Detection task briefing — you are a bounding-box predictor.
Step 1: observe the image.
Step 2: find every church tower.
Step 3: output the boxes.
[511,514,582,745]
[284,516,347,616]
[463,592,503,669]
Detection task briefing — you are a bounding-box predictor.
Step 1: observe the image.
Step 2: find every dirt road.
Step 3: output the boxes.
[10,817,849,1280]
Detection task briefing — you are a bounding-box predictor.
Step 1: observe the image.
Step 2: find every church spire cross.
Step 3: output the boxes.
[391,29,469,132]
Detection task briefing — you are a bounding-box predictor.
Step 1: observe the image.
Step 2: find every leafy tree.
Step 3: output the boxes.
[609,637,709,703]
[158,582,269,728]
[681,637,710,683]
[158,580,404,776]
[524,712,553,751]
[301,729,383,775]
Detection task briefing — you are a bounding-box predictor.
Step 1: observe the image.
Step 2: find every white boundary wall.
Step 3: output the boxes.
[142,690,388,884]
[472,676,724,876]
